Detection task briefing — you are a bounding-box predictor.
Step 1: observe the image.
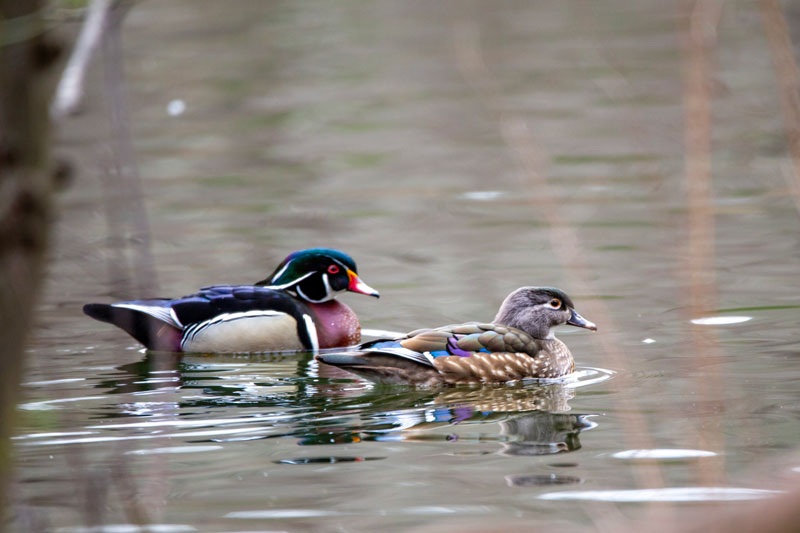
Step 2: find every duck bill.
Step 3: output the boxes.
[567,309,597,331]
[346,269,380,298]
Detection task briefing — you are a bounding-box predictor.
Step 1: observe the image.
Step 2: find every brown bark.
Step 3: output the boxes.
[0,0,60,527]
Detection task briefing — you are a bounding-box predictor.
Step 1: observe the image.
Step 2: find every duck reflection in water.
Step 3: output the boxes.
[96,351,596,462]
[497,411,594,456]
[372,384,593,456]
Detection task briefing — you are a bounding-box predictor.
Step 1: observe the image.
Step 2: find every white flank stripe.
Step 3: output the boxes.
[114,303,177,326]
[302,314,319,352]
[170,307,183,327]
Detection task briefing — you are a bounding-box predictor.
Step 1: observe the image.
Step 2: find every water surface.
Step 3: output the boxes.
[14,0,800,531]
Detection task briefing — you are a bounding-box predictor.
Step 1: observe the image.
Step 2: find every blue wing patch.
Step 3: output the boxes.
[433,336,491,358]
[368,340,404,350]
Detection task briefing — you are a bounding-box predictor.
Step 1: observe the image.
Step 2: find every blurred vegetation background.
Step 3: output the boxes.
[2,0,800,531]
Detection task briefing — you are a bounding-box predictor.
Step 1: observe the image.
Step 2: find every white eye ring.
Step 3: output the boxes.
[548,299,562,309]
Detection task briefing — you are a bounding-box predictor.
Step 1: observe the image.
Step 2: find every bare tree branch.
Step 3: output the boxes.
[51,0,114,118]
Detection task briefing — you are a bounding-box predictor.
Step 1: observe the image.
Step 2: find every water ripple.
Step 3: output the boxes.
[125,445,223,455]
[18,396,107,411]
[691,316,753,326]
[612,449,717,460]
[55,525,196,533]
[225,509,345,519]
[539,487,781,502]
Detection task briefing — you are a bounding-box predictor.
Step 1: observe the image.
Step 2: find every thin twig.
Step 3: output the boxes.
[51,0,113,118]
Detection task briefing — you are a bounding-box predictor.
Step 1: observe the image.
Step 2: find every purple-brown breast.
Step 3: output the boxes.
[306,300,361,348]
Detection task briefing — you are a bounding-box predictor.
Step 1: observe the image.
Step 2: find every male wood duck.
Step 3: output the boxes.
[316,287,596,386]
[83,248,379,353]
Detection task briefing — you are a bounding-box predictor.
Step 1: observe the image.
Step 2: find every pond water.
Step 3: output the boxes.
[13,0,800,531]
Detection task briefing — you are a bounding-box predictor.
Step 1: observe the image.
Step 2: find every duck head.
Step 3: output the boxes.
[257,248,380,303]
[493,286,597,340]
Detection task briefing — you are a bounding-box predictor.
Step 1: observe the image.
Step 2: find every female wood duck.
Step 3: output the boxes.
[316,287,596,386]
[83,248,379,353]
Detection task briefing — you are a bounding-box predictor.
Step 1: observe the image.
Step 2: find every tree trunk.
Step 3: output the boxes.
[0,0,60,527]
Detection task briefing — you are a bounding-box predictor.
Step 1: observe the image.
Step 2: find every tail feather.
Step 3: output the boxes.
[315,352,371,367]
[315,351,443,386]
[83,303,182,352]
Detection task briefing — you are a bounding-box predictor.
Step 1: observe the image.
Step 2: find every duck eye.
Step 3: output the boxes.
[327,265,340,274]
[549,299,561,308]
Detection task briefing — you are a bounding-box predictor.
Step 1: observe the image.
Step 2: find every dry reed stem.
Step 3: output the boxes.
[101,1,159,298]
[759,0,800,217]
[679,0,726,487]
[75,4,166,527]
[451,17,666,494]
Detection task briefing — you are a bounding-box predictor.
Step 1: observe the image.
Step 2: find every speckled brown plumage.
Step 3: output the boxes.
[432,339,574,384]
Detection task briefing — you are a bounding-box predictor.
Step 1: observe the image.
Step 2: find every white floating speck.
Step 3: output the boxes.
[461,191,504,201]
[613,449,717,460]
[691,316,752,326]
[642,338,656,344]
[167,99,186,117]
[539,487,780,502]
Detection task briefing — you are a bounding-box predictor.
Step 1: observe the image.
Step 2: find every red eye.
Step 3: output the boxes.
[327,265,340,274]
